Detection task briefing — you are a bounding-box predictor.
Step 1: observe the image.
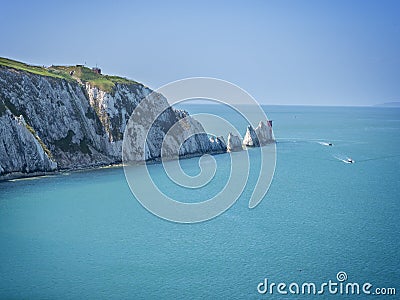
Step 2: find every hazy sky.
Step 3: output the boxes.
[1,0,399,106]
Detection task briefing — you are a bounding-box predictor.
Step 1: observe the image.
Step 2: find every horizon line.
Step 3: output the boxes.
[175,102,400,108]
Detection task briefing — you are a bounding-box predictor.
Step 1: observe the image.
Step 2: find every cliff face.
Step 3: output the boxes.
[0,113,57,174]
[0,65,225,178]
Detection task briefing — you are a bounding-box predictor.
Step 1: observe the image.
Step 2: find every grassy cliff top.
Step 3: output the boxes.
[0,57,140,93]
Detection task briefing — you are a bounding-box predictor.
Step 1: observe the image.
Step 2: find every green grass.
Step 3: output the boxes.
[49,64,140,93]
[0,57,141,93]
[0,57,71,80]
[25,123,53,158]
[106,75,138,85]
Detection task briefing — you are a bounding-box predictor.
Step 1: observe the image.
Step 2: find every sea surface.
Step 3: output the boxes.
[0,105,399,299]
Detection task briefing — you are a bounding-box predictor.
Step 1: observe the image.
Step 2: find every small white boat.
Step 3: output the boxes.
[347,158,355,163]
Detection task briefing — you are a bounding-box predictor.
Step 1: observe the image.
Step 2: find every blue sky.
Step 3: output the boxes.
[1,0,399,106]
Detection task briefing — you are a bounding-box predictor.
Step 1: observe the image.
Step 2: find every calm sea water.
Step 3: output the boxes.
[0,105,399,299]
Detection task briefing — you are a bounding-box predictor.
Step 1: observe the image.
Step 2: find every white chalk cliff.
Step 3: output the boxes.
[0,63,226,179]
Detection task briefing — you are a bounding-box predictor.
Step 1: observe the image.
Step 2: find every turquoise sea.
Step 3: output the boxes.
[0,105,399,299]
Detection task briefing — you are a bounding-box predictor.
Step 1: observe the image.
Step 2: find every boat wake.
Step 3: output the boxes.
[352,154,400,163]
[333,155,355,164]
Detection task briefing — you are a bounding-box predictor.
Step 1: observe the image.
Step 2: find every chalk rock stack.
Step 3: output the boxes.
[242,125,260,147]
[227,133,242,152]
[255,121,273,145]
[242,121,274,148]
